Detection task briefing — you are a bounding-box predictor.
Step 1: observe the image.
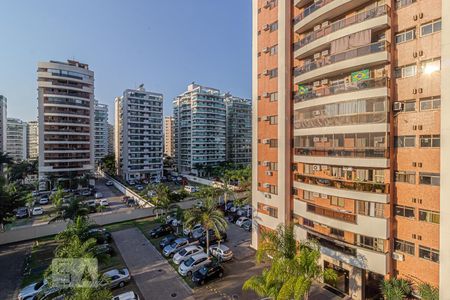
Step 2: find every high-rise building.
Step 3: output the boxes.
[164,116,174,157]
[115,85,163,182]
[173,83,226,176]
[37,60,94,182]
[107,123,114,155]
[27,120,39,160]
[253,0,448,298]
[94,101,109,162]
[225,96,252,166]
[0,95,7,154]
[6,118,27,161]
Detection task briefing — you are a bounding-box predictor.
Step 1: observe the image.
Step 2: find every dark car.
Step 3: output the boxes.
[198,231,227,247]
[126,198,136,207]
[92,243,114,256]
[16,207,29,219]
[86,228,112,244]
[149,224,174,238]
[191,263,224,285]
[159,235,177,249]
[242,219,252,231]
[227,213,239,223]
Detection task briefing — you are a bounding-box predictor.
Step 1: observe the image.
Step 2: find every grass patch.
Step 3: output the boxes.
[21,240,58,287]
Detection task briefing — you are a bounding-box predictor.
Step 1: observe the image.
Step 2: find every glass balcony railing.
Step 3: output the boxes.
[293,6,389,51]
[294,111,389,129]
[293,77,388,103]
[294,41,390,77]
[294,147,389,159]
[293,0,335,25]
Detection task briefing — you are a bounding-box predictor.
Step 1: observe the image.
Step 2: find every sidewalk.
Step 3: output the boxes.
[112,228,194,300]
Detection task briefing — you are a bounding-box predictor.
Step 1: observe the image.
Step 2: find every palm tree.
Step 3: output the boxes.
[417,282,439,300]
[184,196,227,256]
[380,278,411,300]
[56,216,90,243]
[0,152,12,173]
[242,268,281,299]
[68,286,112,300]
[55,235,97,259]
[256,224,297,262]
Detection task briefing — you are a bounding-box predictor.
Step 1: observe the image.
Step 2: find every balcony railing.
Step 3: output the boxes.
[293,0,335,25]
[294,111,388,129]
[293,6,389,51]
[304,202,357,223]
[396,0,416,9]
[295,173,389,194]
[293,77,388,103]
[294,147,389,159]
[294,41,390,77]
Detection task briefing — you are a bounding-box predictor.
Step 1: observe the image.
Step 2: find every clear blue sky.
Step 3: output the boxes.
[0,0,252,123]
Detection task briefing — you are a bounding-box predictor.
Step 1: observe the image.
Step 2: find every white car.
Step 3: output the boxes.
[101,268,131,289]
[236,217,250,227]
[32,207,44,216]
[112,291,140,300]
[173,245,204,265]
[95,192,103,199]
[209,244,233,262]
[18,279,48,300]
[183,223,202,236]
[184,185,198,193]
[80,189,91,196]
[98,199,109,206]
[178,253,211,277]
[39,197,49,205]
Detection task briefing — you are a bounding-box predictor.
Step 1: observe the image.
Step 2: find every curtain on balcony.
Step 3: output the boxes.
[330,29,372,54]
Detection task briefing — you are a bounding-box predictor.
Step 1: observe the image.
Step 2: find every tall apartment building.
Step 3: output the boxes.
[6,118,27,161]
[164,116,175,157]
[27,120,39,160]
[37,60,95,182]
[114,85,163,181]
[107,123,114,155]
[94,101,109,162]
[225,96,252,166]
[253,0,448,298]
[173,83,226,176]
[0,95,7,154]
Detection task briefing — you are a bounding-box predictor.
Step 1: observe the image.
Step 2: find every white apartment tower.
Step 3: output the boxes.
[0,95,7,154]
[27,120,39,160]
[164,116,174,157]
[37,60,95,182]
[94,101,109,162]
[6,118,27,161]
[115,85,163,181]
[107,123,114,155]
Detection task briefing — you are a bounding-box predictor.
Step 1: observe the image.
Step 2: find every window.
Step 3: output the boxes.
[269,68,278,78]
[395,0,416,9]
[419,173,440,186]
[420,135,440,147]
[419,246,439,263]
[420,97,440,111]
[356,201,385,218]
[357,235,384,252]
[269,45,278,56]
[395,136,415,148]
[403,101,416,112]
[420,19,441,36]
[269,92,278,102]
[303,218,314,228]
[395,64,417,78]
[257,202,278,218]
[421,58,441,74]
[330,196,344,207]
[395,28,416,44]
[268,162,278,171]
[269,116,278,125]
[269,139,278,148]
[394,239,415,255]
[419,209,440,224]
[269,21,278,32]
[330,228,344,239]
[268,185,278,195]
[395,205,415,218]
[395,171,416,184]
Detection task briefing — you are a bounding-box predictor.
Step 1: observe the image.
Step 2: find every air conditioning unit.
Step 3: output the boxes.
[312,165,320,171]
[262,116,270,121]
[314,24,322,31]
[264,193,272,199]
[262,139,270,144]
[263,161,270,166]
[393,102,404,112]
[262,92,270,97]
[263,47,270,53]
[321,79,329,85]
[266,171,273,176]
[322,50,329,56]
[264,1,271,8]
[263,24,270,31]
[313,52,321,59]
[262,69,269,76]
[313,110,321,116]
[392,252,405,261]
[263,183,271,188]
[313,81,321,87]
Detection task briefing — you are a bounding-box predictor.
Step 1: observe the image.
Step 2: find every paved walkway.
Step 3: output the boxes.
[112,228,194,300]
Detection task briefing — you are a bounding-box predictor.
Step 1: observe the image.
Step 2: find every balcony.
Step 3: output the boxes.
[294,6,390,60]
[305,202,357,223]
[294,41,390,84]
[294,147,388,159]
[293,0,335,25]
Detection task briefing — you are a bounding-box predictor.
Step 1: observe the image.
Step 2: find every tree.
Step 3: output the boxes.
[100,154,116,175]
[184,196,227,256]
[242,268,281,299]
[256,224,297,262]
[67,286,112,300]
[153,184,172,217]
[55,235,97,259]
[51,187,65,210]
[417,282,439,300]
[56,216,90,243]
[0,152,12,173]
[380,278,411,300]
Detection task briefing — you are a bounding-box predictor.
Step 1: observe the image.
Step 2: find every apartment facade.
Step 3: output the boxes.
[252,0,448,298]
[37,60,95,182]
[173,83,226,176]
[114,85,163,181]
[6,118,27,161]
[225,96,252,166]
[27,120,39,160]
[164,116,174,157]
[94,101,109,162]
[0,95,6,154]
[107,123,114,155]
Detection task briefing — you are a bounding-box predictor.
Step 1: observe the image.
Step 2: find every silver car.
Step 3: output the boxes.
[18,279,48,300]
[173,245,204,265]
[209,244,233,262]
[101,268,131,289]
[178,253,211,277]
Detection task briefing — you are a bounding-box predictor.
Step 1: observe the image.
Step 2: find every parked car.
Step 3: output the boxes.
[127,180,136,186]
[163,237,198,257]
[237,205,252,217]
[178,253,211,277]
[126,198,136,207]
[149,224,173,238]
[235,217,250,227]
[32,207,44,216]
[209,244,233,262]
[16,207,29,219]
[80,189,91,196]
[198,232,227,247]
[98,199,109,206]
[84,199,97,212]
[32,191,40,197]
[184,185,198,193]
[191,227,207,240]
[18,279,48,300]
[35,287,63,300]
[191,263,224,286]
[183,223,202,237]
[101,268,131,289]
[86,228,112,243]
[159,235,177,249]
[95,192,103,199]
[227,213,240,223]
[92,243,114,256]
[166,214,181,226]
[135,184,144,191]
[105,180,114,186]
[39,196,49,205]
[173,245,204,265]
[242,219,252,231]
[112,291,140,300]
[147,190,156,197]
